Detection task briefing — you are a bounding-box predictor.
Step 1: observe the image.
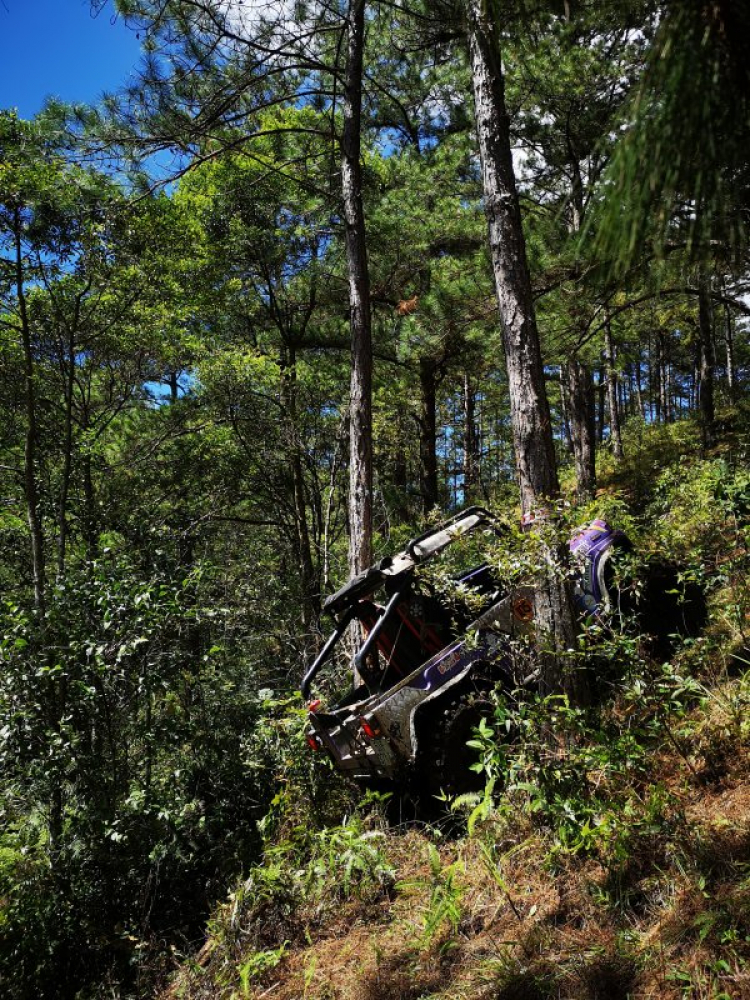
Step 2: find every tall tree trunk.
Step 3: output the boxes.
[466,0,581,702]
[57,329,76,577]
[282,346,319,632]
[463,372,478,496]
[559,367,574,454]
[724,300,736,399]
[342,0,372,577]
[658,332,670,423]
[604,316,624,459]
[466,3,558,515]
[566,357,596,502]
[15,212,45,613]
[418,356,439,513]
[698,277,716,449]
[596,367,606,445]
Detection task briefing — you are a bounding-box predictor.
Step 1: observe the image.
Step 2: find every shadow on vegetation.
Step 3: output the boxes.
[492,949,638,1000]
[359,950,458,1000]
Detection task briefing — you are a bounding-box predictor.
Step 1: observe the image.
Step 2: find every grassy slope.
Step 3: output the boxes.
[166,411,750,1000]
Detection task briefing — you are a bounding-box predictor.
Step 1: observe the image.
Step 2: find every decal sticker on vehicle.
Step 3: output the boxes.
[512,596,534,622]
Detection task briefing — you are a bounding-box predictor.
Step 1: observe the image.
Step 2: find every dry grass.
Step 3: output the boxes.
[163,669,750,1000]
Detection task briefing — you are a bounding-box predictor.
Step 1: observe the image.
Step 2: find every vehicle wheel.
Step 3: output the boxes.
[616,560,707,659]
[413,674,501,801]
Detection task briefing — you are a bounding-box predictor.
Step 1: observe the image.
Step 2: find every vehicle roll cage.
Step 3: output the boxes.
[301,507,503,699]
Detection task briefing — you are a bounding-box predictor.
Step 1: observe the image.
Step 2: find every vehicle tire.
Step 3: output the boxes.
[412,671,502,801]
[615,559,707,659]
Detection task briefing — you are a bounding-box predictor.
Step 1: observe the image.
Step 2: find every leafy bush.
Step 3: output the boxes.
[396,843,465,953]
[0,558,279,998]
[463,658,710,865]
[193,814,395,994]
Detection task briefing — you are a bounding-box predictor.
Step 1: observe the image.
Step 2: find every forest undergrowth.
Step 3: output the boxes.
[3,5,750,995]
[163,409,750,1000]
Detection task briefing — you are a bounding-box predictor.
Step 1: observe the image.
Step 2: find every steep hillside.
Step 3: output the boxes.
[165,414,750,1000]
[164,717,750,999]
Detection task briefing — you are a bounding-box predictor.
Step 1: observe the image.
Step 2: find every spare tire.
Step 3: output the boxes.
[619,560,707,659]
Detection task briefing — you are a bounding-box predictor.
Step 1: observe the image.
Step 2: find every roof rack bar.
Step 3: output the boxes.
[300,604,358,700]
[407,506,498,561]
[322,507,504,617]
[353,579,410,679]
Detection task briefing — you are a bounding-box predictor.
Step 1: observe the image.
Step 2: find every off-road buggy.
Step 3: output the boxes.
[301,507,702,794]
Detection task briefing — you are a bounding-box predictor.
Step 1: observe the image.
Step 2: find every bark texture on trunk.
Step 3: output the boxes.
[463,373,478,495]
[418,356,439,513]
[566,357,596,502]
[698,278,716,450]
[342,0,373,577]
[466,1,558,515]
[604,317,624,460]
[15,213,45,612]
[466,0,580,700]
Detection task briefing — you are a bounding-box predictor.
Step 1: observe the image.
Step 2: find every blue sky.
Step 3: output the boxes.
[0,0,142,118]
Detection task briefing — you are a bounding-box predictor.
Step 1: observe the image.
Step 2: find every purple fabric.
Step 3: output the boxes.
[570,519,616,557]
[569,519,628,608]
[411,519,630,687]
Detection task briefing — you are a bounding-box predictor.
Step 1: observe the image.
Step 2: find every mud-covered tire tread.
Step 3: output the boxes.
[412,669,500,799]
